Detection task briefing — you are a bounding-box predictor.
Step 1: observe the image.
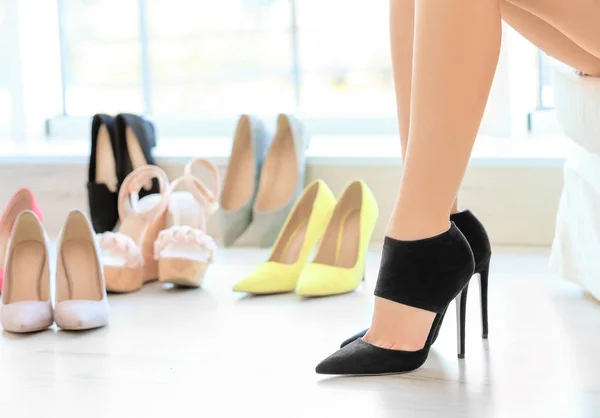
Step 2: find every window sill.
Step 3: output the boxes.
[0,135,570,167]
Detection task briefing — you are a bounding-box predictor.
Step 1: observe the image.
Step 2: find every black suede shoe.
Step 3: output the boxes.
[87,114,119,233]
[115,113,160,199]
[316,224,475,375]
[339,210,491,348]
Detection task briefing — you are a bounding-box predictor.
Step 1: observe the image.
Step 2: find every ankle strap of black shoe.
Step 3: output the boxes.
[374,223,475,313]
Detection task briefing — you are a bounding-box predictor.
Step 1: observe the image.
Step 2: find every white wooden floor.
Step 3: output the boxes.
[1,247,599,418]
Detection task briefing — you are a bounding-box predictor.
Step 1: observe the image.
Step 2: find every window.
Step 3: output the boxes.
[146,0,295,116]
[59,0,145,115]
[13,0,559,141]
[0,0,11,139]
[537,50,555,109]
[296,1,393,117]
[59,0,393,120]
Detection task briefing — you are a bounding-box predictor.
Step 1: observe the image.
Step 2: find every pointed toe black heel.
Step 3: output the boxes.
[316,223,475,376]
[87,114,119,233]
[340,209,491,349]
[115,113,160,199]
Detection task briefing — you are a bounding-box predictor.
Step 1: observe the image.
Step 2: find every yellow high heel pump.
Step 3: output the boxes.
[295,180,378,297]
[233,180,336,294]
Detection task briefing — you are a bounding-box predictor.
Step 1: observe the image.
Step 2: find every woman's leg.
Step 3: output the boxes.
[392,0,462,215]
[393,0,600,231]
[502,2,600,75]
[508,0,600,60]
[390,0,414,158]
[365,0,502,350]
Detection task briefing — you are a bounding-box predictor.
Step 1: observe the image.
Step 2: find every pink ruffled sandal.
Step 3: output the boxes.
[0,188,43,293]
[155,158,220,288]
[97,165,170,293]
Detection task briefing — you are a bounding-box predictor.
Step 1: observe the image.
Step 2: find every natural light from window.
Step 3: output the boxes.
[59,0,394,118]
[0,0,562,146]
[0,0,12,139]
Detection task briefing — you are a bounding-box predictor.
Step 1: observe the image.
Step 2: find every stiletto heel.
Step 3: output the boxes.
[233,180,336,294]
[115,113,160,200]
[339,209,492,349]
[55,210,109,331]
[219,115,270,247]
[479,256,490,339]
[316,224,475,375]
[456,283,469,359]
[88,114,119,233]
[252,114,310,248]
[295,180,378,297]
[0,211,53,333]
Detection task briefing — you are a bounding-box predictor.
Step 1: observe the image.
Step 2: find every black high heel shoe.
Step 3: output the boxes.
[87,114,119,233]
[115,113,160,198]
[315,223,475,375]
[340,209,491,349]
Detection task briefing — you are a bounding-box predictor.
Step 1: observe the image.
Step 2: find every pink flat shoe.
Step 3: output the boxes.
[0,188,43,293]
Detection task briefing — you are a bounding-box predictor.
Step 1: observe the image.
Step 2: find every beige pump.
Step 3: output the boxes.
[55,210,108,330]
[155,158,221,287]
[0,211,53,333]
[97,165,171,293]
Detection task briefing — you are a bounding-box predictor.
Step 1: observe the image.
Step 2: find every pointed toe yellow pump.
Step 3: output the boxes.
[295,180,378,297]
[233,180,336,294]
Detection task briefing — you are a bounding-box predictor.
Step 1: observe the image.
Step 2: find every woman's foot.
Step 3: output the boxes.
[363,298,436,351]
[363,220,450,351]
[340,209,492,348]
[315,224,475,375]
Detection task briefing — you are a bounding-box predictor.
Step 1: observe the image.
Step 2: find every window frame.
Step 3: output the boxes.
[9,0,562,142]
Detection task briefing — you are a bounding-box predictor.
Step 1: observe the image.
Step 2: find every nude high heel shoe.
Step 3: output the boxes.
[0,211,53,333]
[0,188,43,293]
[97,165,170,293]
[155,158,221,288]
[54,210,109,331]
[219,115,270,246]
[252,114,309,248]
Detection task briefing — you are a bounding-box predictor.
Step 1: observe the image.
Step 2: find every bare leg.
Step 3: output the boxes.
[395,0,600,226]
[390,0,414,158]
[392,0,462,215]
[509,0,600,60]
[502,2,600,75]
[365,0,502,350]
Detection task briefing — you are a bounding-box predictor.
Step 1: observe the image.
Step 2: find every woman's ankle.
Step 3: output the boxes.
[451,199,460,214]
[386,218,451,241]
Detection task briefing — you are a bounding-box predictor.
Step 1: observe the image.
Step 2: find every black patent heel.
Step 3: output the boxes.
[455,283,469,359]
[479,256,490,339]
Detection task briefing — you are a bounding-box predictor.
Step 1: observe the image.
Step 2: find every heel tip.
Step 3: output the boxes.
[482,333,488,339]
[458,354,465,359]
